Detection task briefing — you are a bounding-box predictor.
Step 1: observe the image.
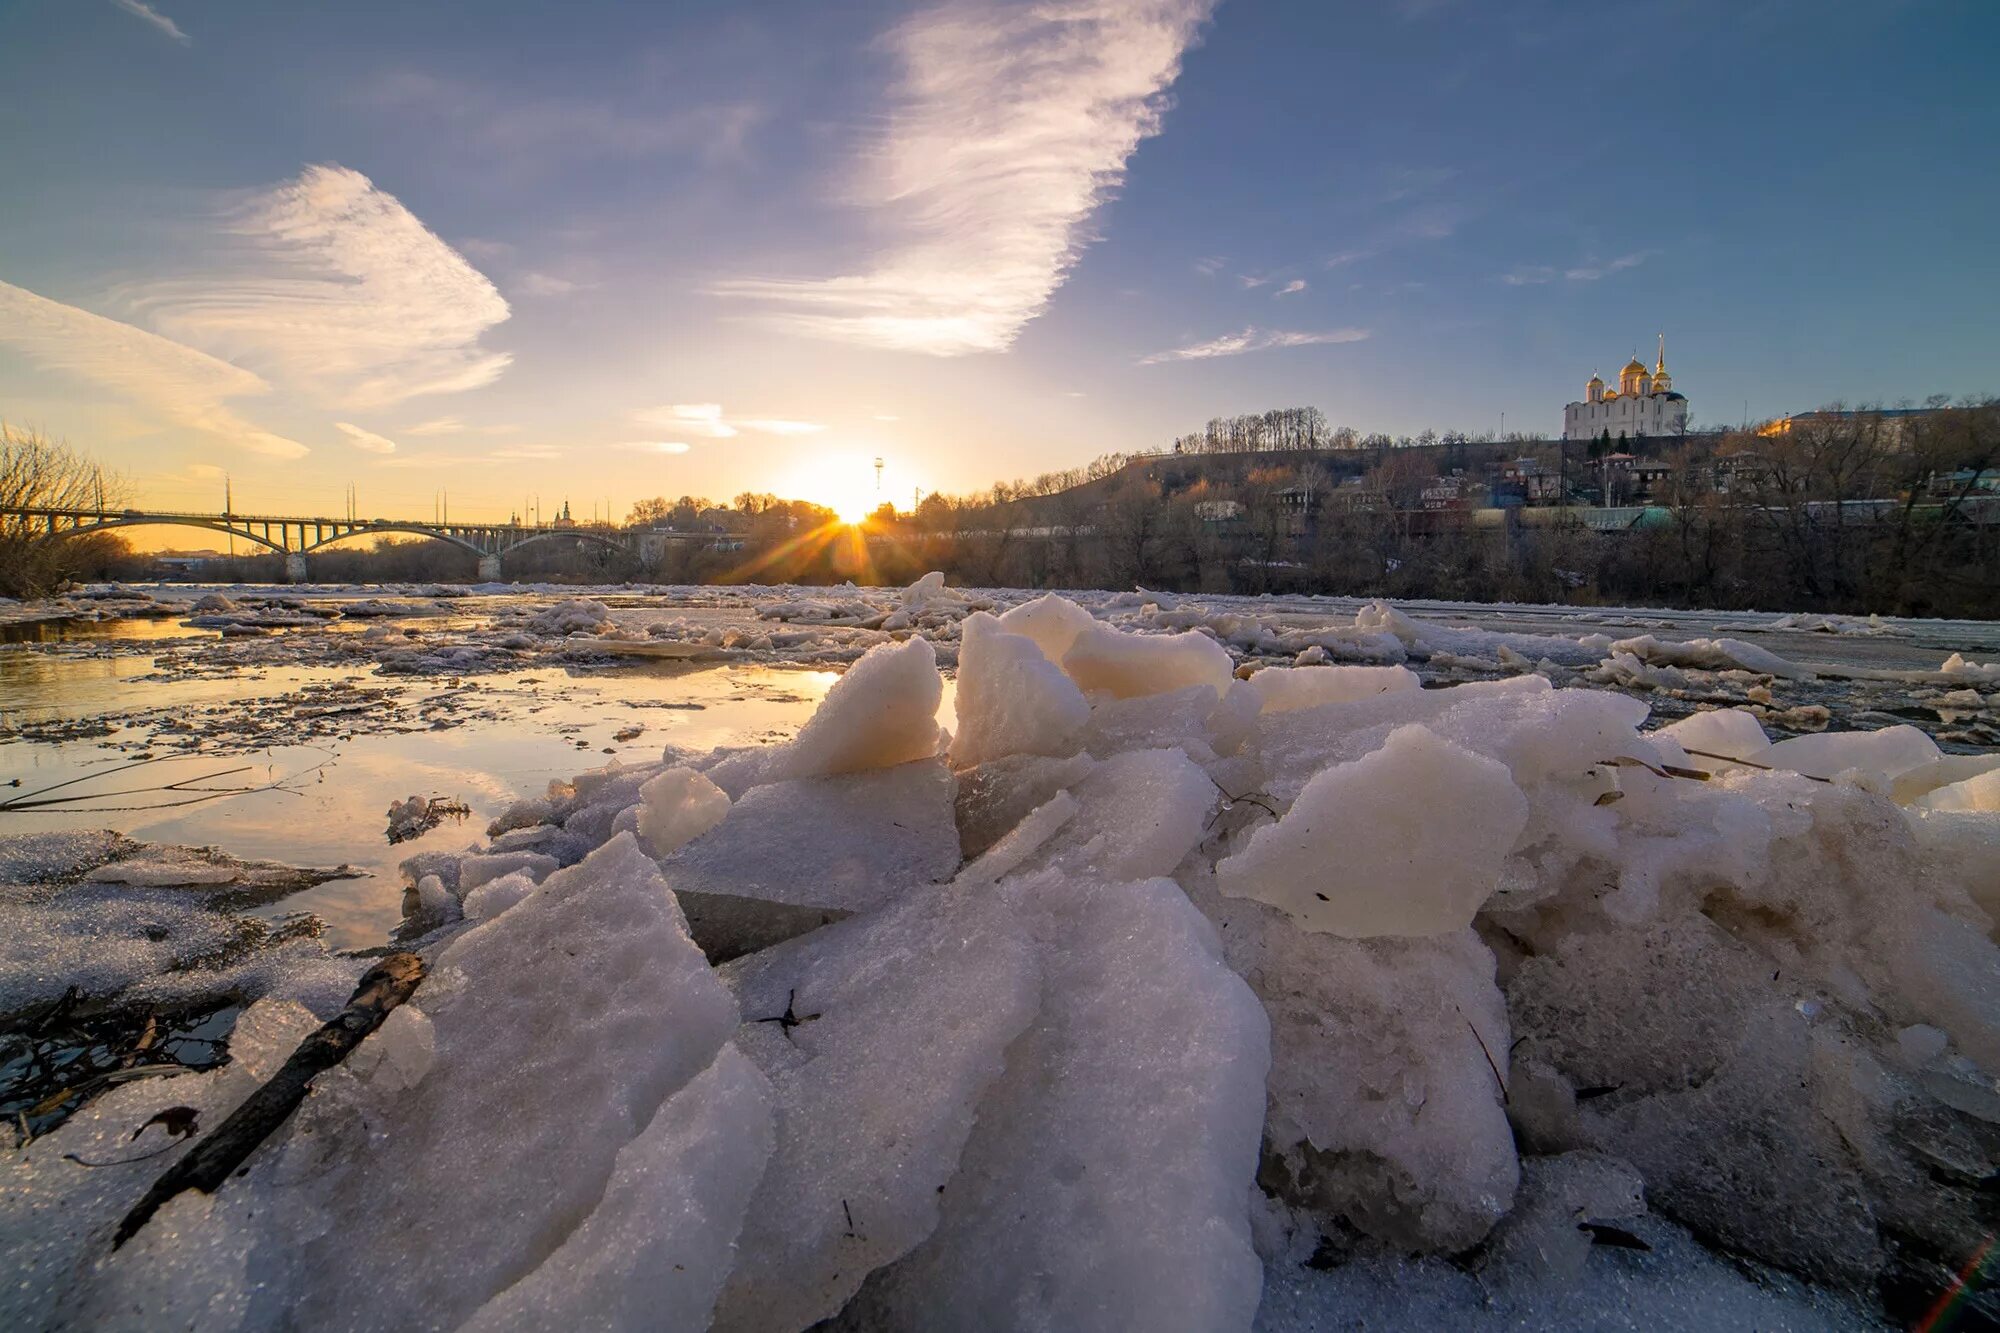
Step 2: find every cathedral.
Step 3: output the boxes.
[1563,337,1688,442]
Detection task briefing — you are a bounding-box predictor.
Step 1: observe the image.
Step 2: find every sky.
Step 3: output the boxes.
[1,0,1996,529]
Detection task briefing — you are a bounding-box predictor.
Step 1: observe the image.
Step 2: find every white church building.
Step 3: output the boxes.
[1563,337,1688,442]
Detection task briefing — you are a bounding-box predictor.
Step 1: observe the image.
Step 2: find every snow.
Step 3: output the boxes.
[1218,724,1530,937]
[711,635,944,789]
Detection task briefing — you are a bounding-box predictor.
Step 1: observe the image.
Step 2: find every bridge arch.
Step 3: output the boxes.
[46,516,290,555]
[496,529,632,560]
[300,525,487,558]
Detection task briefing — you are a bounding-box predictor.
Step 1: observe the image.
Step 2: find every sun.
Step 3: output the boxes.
[789,456,881,526]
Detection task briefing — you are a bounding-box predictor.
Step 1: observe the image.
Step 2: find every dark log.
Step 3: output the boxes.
[113,951,426,1248]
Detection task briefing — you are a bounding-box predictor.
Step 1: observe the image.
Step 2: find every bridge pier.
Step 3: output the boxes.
[477,554,502,582]
[284,552,309,583]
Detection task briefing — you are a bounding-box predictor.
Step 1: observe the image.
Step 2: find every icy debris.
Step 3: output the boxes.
[522,597,614,636]
[954,790,1079,887]
[994,590,1098,663]
[1655,705,1772,763]
[1610,633,1812,680]
[1024,747,1217,881]
[464,1045,774,1333]
[1221,725,1528,938]
[455,848,558,896]
[947,611,1089,768]
[460,867,536,921]
[636,766,733,857]
[1060,620,1236,700]
[1079,681,1225,760]
[1245,663,1419,715]
[710,636,944,791]
[1478,1151,1647,1290]
[1354,598,1426,647]
[1939,651,2000,685]
[283,833,739,1330]
[659,759,960,961]
[1766,722,1941,785]
[713,882,1041,1332]
[1911,767,2000,814]
[834,873,1268,1333]
[952,750,1097,860]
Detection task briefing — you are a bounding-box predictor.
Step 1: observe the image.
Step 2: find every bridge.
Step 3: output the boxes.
[3,505,660,581]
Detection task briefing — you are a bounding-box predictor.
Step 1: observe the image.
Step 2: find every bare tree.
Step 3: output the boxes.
[0,426,126,598]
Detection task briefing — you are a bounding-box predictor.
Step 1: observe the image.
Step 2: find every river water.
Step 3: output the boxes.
[0,618,861,948]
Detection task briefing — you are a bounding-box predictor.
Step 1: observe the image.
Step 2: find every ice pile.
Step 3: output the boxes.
[6,582,1998,1330]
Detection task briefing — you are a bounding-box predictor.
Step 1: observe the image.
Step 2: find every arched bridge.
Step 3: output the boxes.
[5,505,658,581]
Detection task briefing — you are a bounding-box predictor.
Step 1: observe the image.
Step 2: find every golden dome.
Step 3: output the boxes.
[1620,357,1648,377]
[1587,371,1604,385]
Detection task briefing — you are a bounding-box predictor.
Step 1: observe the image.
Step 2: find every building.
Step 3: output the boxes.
[1563,336,1688,442]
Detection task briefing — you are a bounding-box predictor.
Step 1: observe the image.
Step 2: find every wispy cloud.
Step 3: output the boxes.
[360,71,764,166]
[516,272,590,298]
[1192,255,1227,277]
[0,279,307,457]
[630,403,824,438]
[716,0,1217,355]
[617,441,693,455]
[1503,250,1655,285]
[490,445,561,460]
[111,0,189,45]
[737,418,826,436]
[125,164,511,408]
[873,413,901,422]
[403,416,465,436]
[1275,279,1308,297]
[335,422,398,454]
[1138,325,1369,365]
[1322,248,1374,269]
[1237,273,1271,290]
[1565,251,1654,281]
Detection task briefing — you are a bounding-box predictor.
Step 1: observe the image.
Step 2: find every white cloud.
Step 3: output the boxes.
[737,418,826,436]
[1275,279,1308,297]
[403,415,465,436]
[335,422,398,454]
[1500,265,1557,286]
[715,0,1217,355]
[617,441,693,455]
[1565,251,1653,281]
[1322,248,1374,268]
[1192,255,1227,277]
[1138,325,1369,365]
[112,0,189,45]
[1236,274,1271,289]
[0,278,307,458]
[125,164,511,408]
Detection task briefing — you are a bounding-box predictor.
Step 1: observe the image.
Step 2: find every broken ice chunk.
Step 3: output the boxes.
[711,882,1041,1332]
[283,832,739,1330]
[463,1045,773,1333]
[1655,706,1772,765]
[711,636,945,791]
[1246,663,1419,714]
[835,873,1268,1333]
[994,591,1097,664]
[1025,747,1216,881]
[1218,724,1528,937]
[1765,723,1940,786]
[636,765,732,857]
[659,759,960,961]
[947,611,1089,769]
[1060,621,1235,700]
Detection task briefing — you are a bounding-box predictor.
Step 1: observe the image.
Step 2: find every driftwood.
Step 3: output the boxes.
[113,952,426,1249]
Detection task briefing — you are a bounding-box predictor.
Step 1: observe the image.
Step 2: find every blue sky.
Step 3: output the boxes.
[1,0,1995,523]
